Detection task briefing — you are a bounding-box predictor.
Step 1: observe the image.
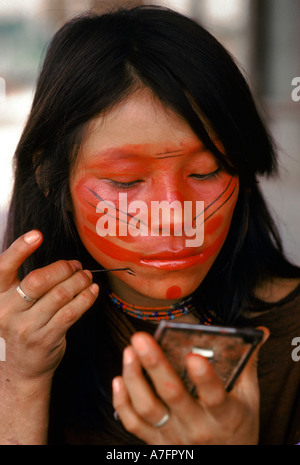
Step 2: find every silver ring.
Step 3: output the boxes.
[16,284,36,303]
[154,411,170,428]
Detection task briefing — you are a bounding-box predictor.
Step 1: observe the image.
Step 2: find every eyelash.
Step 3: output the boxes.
[107,168,221,189]
[108,180,142,189]
[189,167,221,181]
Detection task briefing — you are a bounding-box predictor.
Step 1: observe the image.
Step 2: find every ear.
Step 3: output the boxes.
[33,151,50,198]
[33,151,73,213]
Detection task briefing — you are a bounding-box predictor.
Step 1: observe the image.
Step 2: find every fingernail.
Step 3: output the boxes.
[24,230,41,244]
[112,377,122,393]
[123,346,135,365]
[73,260,82,270]
[187,354,207,376]
[89,283,99,297]
[83,269,93,280]
[132,334,149,356]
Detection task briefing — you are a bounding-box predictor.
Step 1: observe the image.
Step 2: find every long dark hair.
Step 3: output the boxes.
[3,5,299,444]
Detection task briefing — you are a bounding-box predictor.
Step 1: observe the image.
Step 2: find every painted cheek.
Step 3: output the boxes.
[203,225,229,259]
[73,179,99,228]
[201,186,237,259]
[205,215,223,235]
[83,225,141,263]
[74,175,124,224]
[74,177,98,206]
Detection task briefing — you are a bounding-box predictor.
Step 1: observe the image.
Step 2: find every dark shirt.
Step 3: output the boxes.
[49,284,300,445]
[247,284,300,445]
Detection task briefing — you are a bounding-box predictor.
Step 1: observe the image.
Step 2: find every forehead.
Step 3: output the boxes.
[76,89,203,165]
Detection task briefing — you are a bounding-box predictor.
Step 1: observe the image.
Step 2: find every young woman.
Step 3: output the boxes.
[0,6,299,445]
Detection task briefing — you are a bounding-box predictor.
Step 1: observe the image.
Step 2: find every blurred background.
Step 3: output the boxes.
[0,0,299,264]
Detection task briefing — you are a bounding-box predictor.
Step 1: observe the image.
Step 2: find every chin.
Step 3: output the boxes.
[131,278,201,302]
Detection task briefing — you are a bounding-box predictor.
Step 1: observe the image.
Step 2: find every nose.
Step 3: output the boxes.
[149,176,186,236]
[150,173,186,204]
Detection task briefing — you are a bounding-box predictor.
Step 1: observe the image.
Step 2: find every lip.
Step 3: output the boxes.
[140,249,205,270]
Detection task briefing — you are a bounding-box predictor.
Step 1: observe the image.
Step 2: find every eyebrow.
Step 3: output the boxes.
[88,143,206,162]
[154,151,184,160]
[88,148,139,162]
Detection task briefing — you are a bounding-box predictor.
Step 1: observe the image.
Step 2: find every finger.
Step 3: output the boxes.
[0,230,43,291]
[25,269,94,328]
[44,282,99,338]
[17,259,82,306]
[112,376,154,439]
[6,259,82,312]
[122,346,169,426]
[186,353,228,410]
[130,332,195,421]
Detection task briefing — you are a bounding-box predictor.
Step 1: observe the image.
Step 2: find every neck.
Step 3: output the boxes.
[106,275,215,324]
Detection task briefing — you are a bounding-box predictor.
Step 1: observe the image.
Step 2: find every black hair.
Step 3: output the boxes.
[3,5,299,444]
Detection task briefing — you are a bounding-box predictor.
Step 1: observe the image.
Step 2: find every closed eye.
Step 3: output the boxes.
[107,179,143,189]
[189,167,221,181]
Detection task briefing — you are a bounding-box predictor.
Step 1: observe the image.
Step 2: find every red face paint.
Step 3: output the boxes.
[204,215,223,235]
[70,89,239,306]
[83,225,141,262]
[166,286,182,300]
[82,219,230,267]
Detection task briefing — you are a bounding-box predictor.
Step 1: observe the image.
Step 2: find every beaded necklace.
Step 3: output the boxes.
[107,291,214,324]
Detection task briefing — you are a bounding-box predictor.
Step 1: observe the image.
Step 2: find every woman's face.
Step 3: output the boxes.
[70,89,239,304]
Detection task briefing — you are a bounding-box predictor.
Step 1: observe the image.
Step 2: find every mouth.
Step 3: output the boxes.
[139,248,204,271]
